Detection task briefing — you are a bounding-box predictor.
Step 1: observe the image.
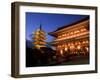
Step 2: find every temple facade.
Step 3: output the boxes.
[49,17,89,56]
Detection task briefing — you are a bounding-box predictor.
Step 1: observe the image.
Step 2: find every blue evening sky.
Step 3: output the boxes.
[26,12,88,42]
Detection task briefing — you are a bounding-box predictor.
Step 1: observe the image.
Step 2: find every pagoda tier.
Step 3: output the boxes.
[33,41,46,45]
[34,27,46,33]
[33,35,46,40]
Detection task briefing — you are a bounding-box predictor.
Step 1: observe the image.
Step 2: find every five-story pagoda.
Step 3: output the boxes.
[33,25,46,49]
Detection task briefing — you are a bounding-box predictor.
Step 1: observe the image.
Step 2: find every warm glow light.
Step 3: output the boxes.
[70,32,73,35]
[86,41,88,43]
[83,41,85,44]
[77,45,81,50]
[62,44,65,47]
[83,28,86,31]
[74,31,77,34]
[60,50,63,55]
[62,34,65,37]
[65,47,68,51]
[77,30,80,33]
[86,47,89,51]
[68,43,70,46]
[80,28,86,32]
[70,45,74,49]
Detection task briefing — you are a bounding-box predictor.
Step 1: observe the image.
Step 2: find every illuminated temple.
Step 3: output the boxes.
[49,16,89,56]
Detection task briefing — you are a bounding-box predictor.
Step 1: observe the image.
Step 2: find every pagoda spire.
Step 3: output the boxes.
[40,24,42,30]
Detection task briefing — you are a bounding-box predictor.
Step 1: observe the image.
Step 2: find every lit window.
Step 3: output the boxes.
[68,43,70,46]
[83,41,85,44]
[86,41,88,43]
[70,32,73,35]
[65,47,68,51]
[77,30,80,33]
[60,50,63,55]
[77,45,81,50]
[74,31,77,34]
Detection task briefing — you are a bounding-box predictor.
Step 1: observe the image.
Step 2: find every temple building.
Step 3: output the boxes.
[49,16,89,56]
[33,25,46,49]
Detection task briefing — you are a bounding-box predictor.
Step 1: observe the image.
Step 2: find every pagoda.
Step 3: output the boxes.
[33,25,46,49]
